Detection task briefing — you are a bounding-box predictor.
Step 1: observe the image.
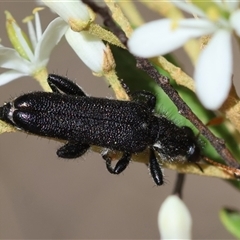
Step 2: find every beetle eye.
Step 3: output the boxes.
[181,126,195,138]
[187,145,195,159]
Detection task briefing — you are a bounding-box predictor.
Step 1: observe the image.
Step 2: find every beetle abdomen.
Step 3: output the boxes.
[10,92,158,152]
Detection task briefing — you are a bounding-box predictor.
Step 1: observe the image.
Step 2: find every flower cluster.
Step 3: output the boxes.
[0,9,67,86]
[128,1,240,110]
[42,0,110,74]
[0,0,111,87]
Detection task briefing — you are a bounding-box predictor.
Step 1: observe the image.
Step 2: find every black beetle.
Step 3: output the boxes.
[0,74,201,185]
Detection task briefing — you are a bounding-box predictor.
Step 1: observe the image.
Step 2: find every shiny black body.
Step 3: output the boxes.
[0,74,201,185]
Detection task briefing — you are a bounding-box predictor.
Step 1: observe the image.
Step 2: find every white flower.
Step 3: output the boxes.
[41,0,110,74]
[65,29,107,74]
[158,195,192,239]
[128,1,240,110]
[42,0,90,21]
[0,9,67,86]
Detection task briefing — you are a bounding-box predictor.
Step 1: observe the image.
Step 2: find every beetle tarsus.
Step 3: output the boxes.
[48,74,87,96]
[149,148,164,186]
[102,150,131,174]
[57,141,90,159]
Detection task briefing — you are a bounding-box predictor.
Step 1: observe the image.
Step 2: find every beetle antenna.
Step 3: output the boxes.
[194,162,204,173]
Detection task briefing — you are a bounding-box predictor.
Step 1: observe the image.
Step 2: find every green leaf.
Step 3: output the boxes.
[219,208,240,239]
[110,46,240,189]
[111,46,240,157]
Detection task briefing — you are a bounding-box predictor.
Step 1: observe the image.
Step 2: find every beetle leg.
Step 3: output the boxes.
[57,141,90,159]
[131,91,156,111]
[149,148,164,185]
[102,150,131,174]
[119,78,131,95]
[47,74,87,96]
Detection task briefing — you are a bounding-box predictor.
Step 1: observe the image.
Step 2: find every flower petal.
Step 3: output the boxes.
[34,17,68,68]
[128,19,216,58]
[194,30,232,110]
[42,0,90,22]
[227,1,240,11]
[25,16,37,49]
[230,9,240,36]
[0,47,31,73]
[171,0,206,18]
[65,29,106,73]
[33,9,43,42]
[215,0,240,12]
[0,70,27,86]
[158,195,192,239]
[5,11,34,61]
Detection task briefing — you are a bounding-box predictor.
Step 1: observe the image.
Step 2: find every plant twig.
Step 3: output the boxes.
[84,0,240,169]
[135,58,240,169]
[82,0,128,45]
[173,173,185,199]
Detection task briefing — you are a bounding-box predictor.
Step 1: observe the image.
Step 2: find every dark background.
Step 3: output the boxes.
[0,2,239,239]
